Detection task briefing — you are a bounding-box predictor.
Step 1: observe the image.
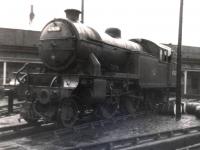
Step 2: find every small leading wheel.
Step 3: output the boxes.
[58,100,78,128]
[97,98,119,119]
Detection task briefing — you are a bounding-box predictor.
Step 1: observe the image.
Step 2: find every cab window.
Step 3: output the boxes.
[160,49,170,62]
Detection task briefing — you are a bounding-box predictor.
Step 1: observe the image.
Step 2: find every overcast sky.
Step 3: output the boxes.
[0,0,200,46]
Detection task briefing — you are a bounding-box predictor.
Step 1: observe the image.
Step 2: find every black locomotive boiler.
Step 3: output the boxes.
[16,9,176,127]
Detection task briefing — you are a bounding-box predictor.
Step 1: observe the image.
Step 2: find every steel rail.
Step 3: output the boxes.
[177,143,200,150]
[0,107,20,118]
[1,112,200,150]
[0,122,56,142]
[64,125,200,150]
[0,102,22,109]
[0,102,24,117]
[0,112,144,144]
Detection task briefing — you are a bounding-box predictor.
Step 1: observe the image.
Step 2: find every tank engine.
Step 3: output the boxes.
[16,9,176,127]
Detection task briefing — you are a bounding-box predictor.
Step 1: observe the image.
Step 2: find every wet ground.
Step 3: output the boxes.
[0,98,200,149]
[0,113,200,150]
[0,114,25,128]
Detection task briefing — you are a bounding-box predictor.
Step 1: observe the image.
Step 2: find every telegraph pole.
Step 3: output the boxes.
[176,0,184,120]
[81,0,84,23]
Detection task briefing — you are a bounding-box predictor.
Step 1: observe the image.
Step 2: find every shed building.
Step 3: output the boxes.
[167,44,200,97]
[0,28,41,87]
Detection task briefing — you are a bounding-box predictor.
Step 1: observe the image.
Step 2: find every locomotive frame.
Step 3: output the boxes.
[15,9,176,127]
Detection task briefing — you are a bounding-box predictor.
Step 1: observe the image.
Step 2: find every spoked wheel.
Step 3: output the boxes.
[58,100,78,128]
[97,98,119,119]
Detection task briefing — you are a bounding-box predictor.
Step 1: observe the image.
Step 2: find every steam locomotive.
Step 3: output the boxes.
[16,9,176,127]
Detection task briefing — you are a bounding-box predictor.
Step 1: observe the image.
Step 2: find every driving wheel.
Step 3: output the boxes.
[98,98,119,119]
[58,100,78,128]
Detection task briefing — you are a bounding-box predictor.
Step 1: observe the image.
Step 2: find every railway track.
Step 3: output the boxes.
[57,112,145,134]
[0,122,57,142]
[1,114,198,150]
[0,103,22,118]
[0,112,145,143]
[65,125,200,150]
[0,108,20,118]
[0,103,22,110]
[0,112,200,150]
[177,143,200,150]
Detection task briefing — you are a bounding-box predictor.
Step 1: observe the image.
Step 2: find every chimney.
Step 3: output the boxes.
[105,28,121,38]
[64,9,81,22]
